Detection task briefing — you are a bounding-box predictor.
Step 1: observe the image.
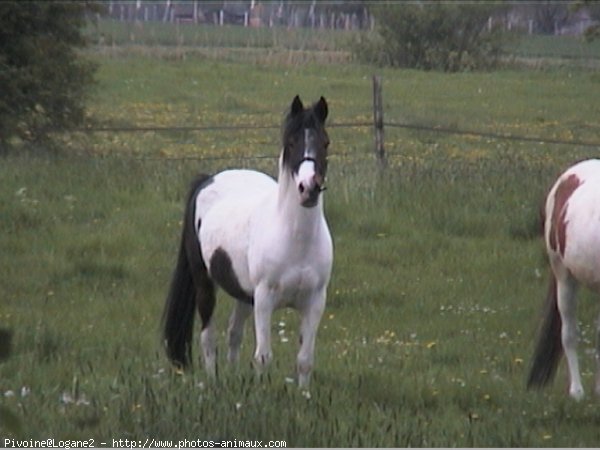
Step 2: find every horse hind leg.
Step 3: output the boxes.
[227,300,253,365]
[197,282,217,378]
[556,276,584,400]
[163,174,215,371]
[527,274,563,390]
[187,226,218,378]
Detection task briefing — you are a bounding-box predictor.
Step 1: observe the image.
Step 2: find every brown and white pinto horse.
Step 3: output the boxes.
[528,159,600,399]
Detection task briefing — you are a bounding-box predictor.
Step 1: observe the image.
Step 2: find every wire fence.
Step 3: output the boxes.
[68,121,372,161]
[71,118,600,162]
[73,121,370,133]
[65,74,599,164]
[384,122,600,149]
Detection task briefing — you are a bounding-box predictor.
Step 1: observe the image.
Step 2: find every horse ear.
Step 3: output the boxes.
[314,96,328,123]
[291,95,304,117]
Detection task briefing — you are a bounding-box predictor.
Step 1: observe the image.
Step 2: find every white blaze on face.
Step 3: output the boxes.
[298,157,316,184]
[295,129,319,204]
[297,159,317,202]
[304,128,316,160]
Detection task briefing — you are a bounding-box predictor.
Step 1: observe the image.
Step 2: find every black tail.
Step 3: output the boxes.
[162,174,216,368]
[527,273,563,389]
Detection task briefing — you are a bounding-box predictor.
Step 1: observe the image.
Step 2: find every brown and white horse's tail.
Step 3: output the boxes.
[162,174,216,369]
[527,273,563,389]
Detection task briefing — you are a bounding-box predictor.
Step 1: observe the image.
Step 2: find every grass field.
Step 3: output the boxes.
[2,26,600,446]
[510,33,600,60]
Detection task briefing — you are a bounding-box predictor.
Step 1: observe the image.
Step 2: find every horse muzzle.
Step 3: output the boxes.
[296,158,326,208]
[299,180,325,208]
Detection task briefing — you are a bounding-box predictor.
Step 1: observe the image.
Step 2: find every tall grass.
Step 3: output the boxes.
[2,152,600,446]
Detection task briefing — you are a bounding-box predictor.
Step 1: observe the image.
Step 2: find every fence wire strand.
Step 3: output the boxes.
[73,121,599,147]
[63,118,600,162]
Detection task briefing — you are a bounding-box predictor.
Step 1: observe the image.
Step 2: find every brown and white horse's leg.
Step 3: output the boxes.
[556,275,583,399]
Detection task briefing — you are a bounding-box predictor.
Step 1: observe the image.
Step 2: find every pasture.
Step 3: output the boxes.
[2,29,600,446]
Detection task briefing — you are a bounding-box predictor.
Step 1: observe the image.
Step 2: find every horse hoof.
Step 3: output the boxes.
[253,351,273,372]
[569,387,584,401]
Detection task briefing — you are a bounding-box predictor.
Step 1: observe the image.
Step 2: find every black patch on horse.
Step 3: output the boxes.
[209,247,254,304]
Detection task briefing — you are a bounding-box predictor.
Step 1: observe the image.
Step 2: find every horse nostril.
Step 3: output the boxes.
[299,183,305,194]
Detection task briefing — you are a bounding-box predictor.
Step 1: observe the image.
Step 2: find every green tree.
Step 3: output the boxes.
[573,0,600,41]
[0,2,99,151]
[353,3,508,72]
[533,1,569,35]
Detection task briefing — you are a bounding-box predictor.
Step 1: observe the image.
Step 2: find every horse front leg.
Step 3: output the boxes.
[200,317,217,379]
[253,283,276,374]
[297,288,326,389]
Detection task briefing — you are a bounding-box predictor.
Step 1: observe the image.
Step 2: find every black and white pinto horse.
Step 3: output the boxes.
[528,159,600,399]
[162,96,333,388]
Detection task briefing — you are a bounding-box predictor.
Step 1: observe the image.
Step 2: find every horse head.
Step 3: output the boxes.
[281,95,329,208]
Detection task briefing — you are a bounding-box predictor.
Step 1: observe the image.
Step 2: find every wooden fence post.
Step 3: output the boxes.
[372,75,387,169]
